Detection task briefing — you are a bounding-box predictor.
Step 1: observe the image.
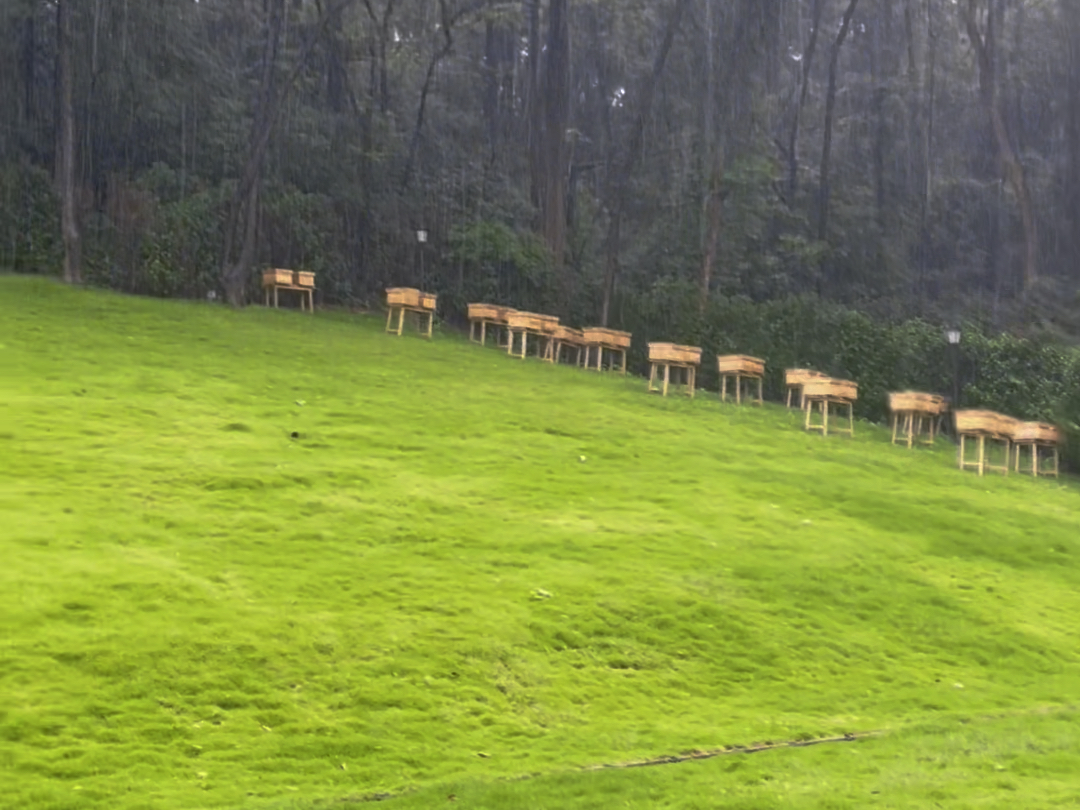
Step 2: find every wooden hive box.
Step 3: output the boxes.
[386,287,421,307]
[803,378,858,401]
[507,311,547,331]
[648,342,702,365]
[785,368,827,386]
[717,355,765,376]
[889,391,939,414]
[468,303,501,320]
[537,314,560,334]
[554,325,585,343]
[993,413,1020,437]
[294,271,316,287]
[419,292,437,311]
[263,268,293,286]
[954,409,1008,435]
[582,327,632,349]
[1011,421,1061,443]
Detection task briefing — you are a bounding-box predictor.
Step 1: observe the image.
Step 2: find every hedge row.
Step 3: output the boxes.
[614,290,1080,469]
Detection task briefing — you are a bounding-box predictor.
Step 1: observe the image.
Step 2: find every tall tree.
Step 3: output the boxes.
[537,0,571,287]
[599,0,690,325]
[817,0,860,243]
[56,0,81,284]
[786,0,825,199]
[960,0,1038,293]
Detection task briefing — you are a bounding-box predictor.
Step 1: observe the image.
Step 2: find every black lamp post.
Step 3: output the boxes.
[945,327,961,411]
[416,229,428,286]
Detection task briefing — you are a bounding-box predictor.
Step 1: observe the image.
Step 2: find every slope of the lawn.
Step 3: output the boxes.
[2,275,1080,810]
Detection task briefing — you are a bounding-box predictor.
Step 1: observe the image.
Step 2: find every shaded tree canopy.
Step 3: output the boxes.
[1,0,1079,337]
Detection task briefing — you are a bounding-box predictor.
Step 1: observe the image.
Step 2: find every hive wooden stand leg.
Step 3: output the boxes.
[822,399,830,437]
[756,377,763,405]
[620,349,627,374]
[721,374,728,402]
[385,307,394,332]
[273,286,279,308]
[649,362,658,392]
[596,346,604,371]
[847,401,854,436]
[662,364,671,397]
[688,366,696,398]
[977,435,986,476]
[1052,445,1060,477]
[786,386,793,408]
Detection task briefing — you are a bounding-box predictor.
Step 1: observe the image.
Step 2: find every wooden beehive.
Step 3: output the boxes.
[648,342,702,365]
[294,271,316,287]
[1011,421,1061,444]
[537,314,560,334]
[263,269,293,286]
[386,287,421,307]
[717,355,765,376]
[888,391,940,414]
[785,368,828,386]
[554,325,585,343]
[468,303,499,320]
[582,327,632,349]
[954,409,1012,435]
[802,378,858,401]
[419,292,437,311]
[507,311,548,331]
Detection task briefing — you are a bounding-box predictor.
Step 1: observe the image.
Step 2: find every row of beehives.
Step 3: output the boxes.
[465,303,632,366]
[395,292,1062,476]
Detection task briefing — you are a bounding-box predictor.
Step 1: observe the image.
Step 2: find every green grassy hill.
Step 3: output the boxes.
[3,276,1080,809]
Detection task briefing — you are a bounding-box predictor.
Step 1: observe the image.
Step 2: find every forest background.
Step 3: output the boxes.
[3,0,1080,457]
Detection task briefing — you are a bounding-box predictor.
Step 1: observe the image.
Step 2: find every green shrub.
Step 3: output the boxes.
[0,162,61,274]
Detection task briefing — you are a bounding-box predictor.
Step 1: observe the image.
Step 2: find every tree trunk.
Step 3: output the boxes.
[1065,0,1080,260]
[917,0,938,309]
[817,0,860,243]
[600,0,690,325]
[539,0,571,290]
[960,0,1038,294]
[526,0,542,213]
[699,0,719,312]
[698,146,724,311]
[222,0,357,305]
[57,0,82,284]
[786,0,825,199]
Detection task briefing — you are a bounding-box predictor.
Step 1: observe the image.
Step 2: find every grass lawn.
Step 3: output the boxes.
[2,275,1080,809]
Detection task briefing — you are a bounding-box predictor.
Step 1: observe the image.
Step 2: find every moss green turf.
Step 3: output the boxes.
[2,276,1080,809]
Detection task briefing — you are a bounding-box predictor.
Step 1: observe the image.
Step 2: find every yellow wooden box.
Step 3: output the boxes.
[889,391,940,414]
[294,271,316,287]
[785,368,827,386]
[263,269,293,286]
[803,378,858,401]
[554,326,585,343]
[582,327,632,349]
[537,314,560,334]
[1010,421,1059,443]
[386,287,421,307]
[648,342,702,365]
[507,311,547,331]
[717,355,765,376]
[954,409,1014,436]
[468,303,506,321]
[419,292,437,311]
